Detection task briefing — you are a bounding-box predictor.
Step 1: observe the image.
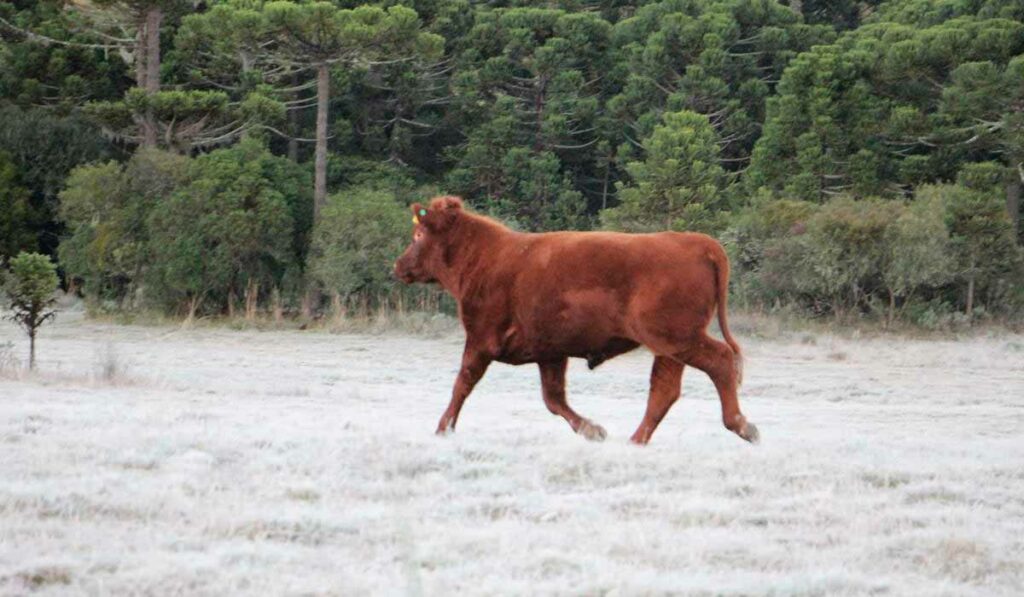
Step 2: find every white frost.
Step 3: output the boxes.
[1,315,1023,595]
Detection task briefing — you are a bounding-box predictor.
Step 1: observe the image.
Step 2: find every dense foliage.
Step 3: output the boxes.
[2,0,1022,325]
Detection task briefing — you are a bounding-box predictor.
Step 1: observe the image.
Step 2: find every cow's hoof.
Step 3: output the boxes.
[435,419,455,436]
[740,422,760,444]
[577,420,607,442]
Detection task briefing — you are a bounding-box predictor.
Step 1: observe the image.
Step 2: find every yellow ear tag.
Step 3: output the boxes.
[412,215,419,225]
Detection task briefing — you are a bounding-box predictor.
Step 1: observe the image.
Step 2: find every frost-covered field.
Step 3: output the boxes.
[1,315,1023,596]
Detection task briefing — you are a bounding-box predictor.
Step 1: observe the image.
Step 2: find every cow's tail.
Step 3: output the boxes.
[711,242,743,387]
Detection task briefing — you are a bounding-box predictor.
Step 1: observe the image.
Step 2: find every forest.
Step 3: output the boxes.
[1,0,1022,328]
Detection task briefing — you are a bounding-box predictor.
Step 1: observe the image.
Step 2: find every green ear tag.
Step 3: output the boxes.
[418,208,427,217]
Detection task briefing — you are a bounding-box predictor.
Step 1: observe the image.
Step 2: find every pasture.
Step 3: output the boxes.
[1,315,1023,595]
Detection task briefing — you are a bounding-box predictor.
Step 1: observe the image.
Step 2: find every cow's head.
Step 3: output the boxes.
[394,196,464,284]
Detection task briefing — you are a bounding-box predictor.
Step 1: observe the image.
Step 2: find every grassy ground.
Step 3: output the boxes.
[1,313,1022,594]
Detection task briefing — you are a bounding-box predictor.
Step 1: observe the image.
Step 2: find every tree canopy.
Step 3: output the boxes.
[2,0,1022,324]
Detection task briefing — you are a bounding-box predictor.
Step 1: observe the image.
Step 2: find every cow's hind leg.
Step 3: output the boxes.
[630,356,684,445]
[539,359,606,442]
[675,334,758,443]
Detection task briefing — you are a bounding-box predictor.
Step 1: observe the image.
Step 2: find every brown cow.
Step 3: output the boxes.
[394,195,758,445]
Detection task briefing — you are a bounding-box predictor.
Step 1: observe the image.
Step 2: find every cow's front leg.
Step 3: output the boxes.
[436,348,491,435]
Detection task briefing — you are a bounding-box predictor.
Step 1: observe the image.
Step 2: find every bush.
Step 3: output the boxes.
[58,149,190,307]
[783,197,902,317]
[727,181,1024,324]
[308,187,409,309]
[146,139,298,318]
[880,193,953,324]
[911,182,1023,318]
[722,191,818,307]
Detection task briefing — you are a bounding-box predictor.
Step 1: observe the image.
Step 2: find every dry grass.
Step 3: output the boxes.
[2,317,1022,595]
[0,341,20,379]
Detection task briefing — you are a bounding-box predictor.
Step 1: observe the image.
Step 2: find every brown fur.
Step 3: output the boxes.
[395,196,757,445]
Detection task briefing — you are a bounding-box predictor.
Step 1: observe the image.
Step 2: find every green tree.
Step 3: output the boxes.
[749,12,1024,202]
[58,149,190,307]
[0,152,40,259]
[263,1,442,218]
[923,178,1022,318]
[602,110,727,232]
[2,0,206,148]
[880,194,952,325]
[308,186,409,308]
[446,7,610,229]
[781,197,902,317]
[609,0,834,171]
[940,56,1024,237]
[2,251,59,370]
[146,138,297,319]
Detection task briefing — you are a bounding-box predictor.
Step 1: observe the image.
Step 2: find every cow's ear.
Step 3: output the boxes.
[410,202,428,226]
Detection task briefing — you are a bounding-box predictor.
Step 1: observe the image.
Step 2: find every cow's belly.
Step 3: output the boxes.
[496,288,636,364]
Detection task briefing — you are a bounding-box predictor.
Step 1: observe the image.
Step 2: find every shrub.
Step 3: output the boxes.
[920,182,1023,317]
[308,187,409,310]
[2,252,59,369]
[759,197,904,318]
[58,149,190,307]
[880,194,953,324]
[722,191,818,307]
[146,139,297,318]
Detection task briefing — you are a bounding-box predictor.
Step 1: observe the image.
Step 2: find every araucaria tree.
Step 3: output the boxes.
[2,0,1022,324]
[2,252,59,370]
[263,2,443,218]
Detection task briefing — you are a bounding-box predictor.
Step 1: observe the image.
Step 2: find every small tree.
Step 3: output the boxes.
[786,197,901,318]
[307,186,409,313]
[2,252,59,370]
[880,194,952,326]
[603,110,728,233]
[146,138,297,320]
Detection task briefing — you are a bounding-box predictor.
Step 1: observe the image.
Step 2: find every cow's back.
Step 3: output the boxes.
[493,230,721,361]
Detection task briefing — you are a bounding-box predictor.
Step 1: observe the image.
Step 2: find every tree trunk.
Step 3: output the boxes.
[288,105,300,163]
[245,278,259,321]
[331,291,344,324]
[314,63,329,221]
[138,5,162,148]
[886,289,895,328]
[1007,176,1021,242]
[965,275,975,319]
[301,286,316,320]
[135,14,147,89]
[28,329,36,371]
[601,159,611,211]
[145,7,161,95]
[271,287,284,323]
[184,293,202,327]
[288,72,302,162]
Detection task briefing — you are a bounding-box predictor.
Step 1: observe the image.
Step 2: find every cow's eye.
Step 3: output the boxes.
[414,230,425,242]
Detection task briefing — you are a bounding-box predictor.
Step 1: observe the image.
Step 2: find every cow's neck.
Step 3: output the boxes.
[437,214,513,301]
